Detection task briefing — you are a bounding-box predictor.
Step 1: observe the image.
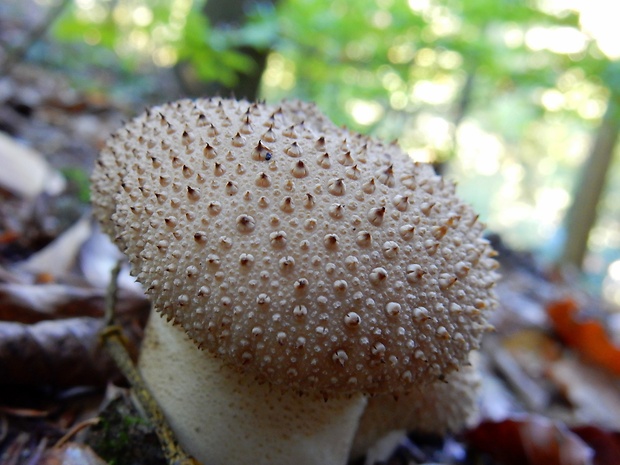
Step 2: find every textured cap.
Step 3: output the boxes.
[91,98,498,395]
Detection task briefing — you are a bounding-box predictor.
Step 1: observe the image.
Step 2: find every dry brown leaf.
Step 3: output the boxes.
[467,414,594,465]
[0,317,116,387]
[0,282,148,324]
[1,431,30,465]
[14,216,142,293]
[0,283,106,323]
[0,316,145,388]
[487,335,552,412]
[15,217,91,280]
[548,356,620,431]
[572,426,620,465]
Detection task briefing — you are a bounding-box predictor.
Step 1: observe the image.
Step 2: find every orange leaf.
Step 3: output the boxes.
[547,299,620,376]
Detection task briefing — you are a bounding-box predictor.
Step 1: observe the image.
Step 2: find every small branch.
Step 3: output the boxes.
[54,417,101,449]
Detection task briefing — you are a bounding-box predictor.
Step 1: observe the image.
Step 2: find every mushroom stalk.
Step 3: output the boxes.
[139,312,368,465]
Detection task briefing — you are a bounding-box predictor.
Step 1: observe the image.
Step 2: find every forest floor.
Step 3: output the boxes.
[1,10,620,465]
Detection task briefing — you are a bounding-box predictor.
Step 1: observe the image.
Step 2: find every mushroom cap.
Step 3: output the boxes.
[91,98,498,395]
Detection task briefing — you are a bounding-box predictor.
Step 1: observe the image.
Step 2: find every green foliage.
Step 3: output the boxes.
[262,0,597,136]
[60,167,91,203]
[89,399,165,465]
[51,0,264,87]
[46,0,620,296]
[51,0,610,137]
[47,0,620,292]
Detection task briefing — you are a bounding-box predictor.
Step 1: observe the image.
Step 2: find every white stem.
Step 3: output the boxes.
[139,312,367,465]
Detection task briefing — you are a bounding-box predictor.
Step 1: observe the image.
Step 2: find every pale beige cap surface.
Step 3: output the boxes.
[91,98,498,395]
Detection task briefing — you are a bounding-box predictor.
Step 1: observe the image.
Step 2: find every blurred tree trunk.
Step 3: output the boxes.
[560,93,620,269]
[435,69,476,175]
[453,70,476,128]
[176,0,275,100]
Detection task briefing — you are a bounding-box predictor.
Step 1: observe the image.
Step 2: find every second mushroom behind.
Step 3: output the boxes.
[91,98,499,465]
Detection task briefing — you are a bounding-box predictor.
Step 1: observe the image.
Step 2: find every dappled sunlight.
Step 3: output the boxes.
[73,0,107,24]
[407,0,431,13]
[345,40,376,62]
[388,91,408,110]
[63,0,195,67]
[411,77,458,105]
[152,45,178,68]
[607,260,620,282]
[456,122,504,177]
[449,119,582,253]
[577,0,620,59]
[387,42,416,64]
[502,24,524,49]
[126,29,149,55]
[540,89,565,112]
[380,69,406,92]
[603,260,620,305]
[427,9,461,37]
[49,0,620,303]
[589,222,620,255]
[535,187,571,222]
[524,26,587,55]
[406,147,435,163]
[538,0,620,59]
[263,53,296,90]
[371,10,392,29]
[538,74,608,120]
[131,5,154,27]
[397,112,453,161]
[416,113,452,151]
[494,201,534,234]
[346,99,384,126]
[415,47,437,67]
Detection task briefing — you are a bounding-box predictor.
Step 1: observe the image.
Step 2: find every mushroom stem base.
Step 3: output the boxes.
[139,312,368,465]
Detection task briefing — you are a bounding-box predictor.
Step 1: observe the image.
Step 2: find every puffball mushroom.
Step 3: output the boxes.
[91,98,498,465]
[350,356,481,459]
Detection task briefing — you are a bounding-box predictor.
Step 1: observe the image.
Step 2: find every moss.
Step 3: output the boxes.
[87,393,166,465]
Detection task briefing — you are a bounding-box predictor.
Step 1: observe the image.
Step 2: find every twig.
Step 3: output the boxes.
[100,261,200,465]
[54,417,100,449]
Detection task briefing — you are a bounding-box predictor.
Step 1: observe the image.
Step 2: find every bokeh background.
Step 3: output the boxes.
[3,0,620,305]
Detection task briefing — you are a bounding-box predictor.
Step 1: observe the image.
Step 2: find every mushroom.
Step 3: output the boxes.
[91,98,498,465]
[350,355,482,458]
[139,304,366,464]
